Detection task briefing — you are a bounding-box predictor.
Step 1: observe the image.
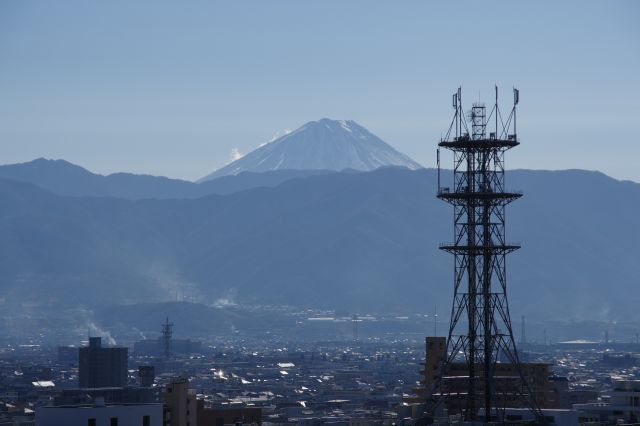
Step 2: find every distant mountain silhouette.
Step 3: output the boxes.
[0,158,331,199]
[199,118,422,181]
[0,167,638,322]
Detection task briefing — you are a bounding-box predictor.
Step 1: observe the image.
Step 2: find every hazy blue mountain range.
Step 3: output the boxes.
[0,166,638,323]
[0,158,329,199]
[198,118,423,182]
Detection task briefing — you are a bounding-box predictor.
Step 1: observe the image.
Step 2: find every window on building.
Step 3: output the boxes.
[88,419,96,426]
[111,417,118,426]
[143,415,150,426]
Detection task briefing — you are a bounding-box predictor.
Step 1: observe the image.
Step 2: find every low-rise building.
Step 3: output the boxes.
[164,378,198,426]
[574,379,640,424]
[35,398,163,426]
[406,336,554,413]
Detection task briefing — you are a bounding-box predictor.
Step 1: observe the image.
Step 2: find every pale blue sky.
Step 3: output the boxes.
[1,1,638,181]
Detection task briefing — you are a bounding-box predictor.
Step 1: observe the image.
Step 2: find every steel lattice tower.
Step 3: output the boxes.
[352,314,359,342]
[161,316,173,359]
[433,86,541,423]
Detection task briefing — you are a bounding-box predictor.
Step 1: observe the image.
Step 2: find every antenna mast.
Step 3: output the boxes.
[161,317,173,359]
[352,314,359,343]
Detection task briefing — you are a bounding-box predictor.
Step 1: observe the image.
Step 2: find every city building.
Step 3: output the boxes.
[138,366,155,388]
[407,336,553,413]
[196,401,261,426]
[54,387,157,406]
[163,377,262,426]
[36,398,163,426]
[547,376,598,409]
[574,379,640,424]
[477,407,578,426]
[164,378,197,426]
[79,337,128,389]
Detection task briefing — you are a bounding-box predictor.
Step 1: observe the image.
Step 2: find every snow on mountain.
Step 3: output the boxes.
[198,118,422,182]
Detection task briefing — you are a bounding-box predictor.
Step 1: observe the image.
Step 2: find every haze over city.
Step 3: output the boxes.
[2,2,640,426]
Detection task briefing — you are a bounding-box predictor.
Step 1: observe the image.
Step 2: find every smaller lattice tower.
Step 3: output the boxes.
[352,314,359,342]
[161,316,173,359]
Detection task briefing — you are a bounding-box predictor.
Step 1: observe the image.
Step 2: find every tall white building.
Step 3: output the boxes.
[36,400,163,426]
[574,379,640,424]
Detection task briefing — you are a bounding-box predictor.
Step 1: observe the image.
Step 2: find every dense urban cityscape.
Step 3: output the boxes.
[4,317,640,425]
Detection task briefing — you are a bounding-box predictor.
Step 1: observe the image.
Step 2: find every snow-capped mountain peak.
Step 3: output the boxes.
[198,118,422,182]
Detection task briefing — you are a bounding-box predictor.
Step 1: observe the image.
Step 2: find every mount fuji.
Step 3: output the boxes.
[199,118,422,182]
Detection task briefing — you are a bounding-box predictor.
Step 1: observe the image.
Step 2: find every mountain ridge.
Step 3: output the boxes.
[0,167,638,323]
[0,158,334,199]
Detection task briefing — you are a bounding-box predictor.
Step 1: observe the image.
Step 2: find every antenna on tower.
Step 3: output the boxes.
[437,148,441,190]
[521,315,527,345]
[434,305,438,336]
[495,85,498,138]
[513,87,519,137]
[161,317,173,359]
